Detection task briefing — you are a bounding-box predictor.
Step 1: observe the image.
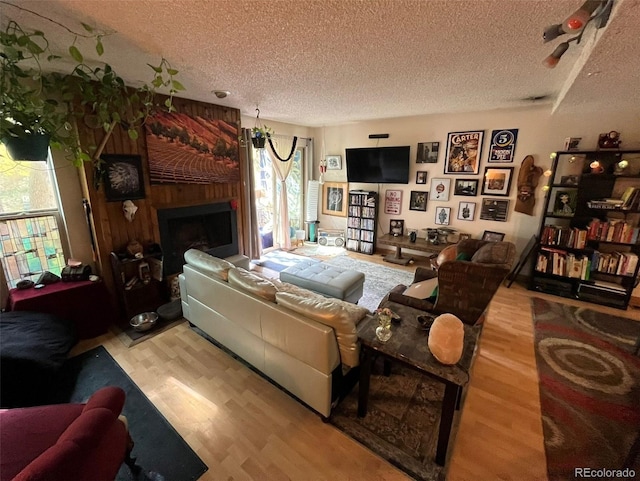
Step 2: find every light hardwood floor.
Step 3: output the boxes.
[74,250,640,481]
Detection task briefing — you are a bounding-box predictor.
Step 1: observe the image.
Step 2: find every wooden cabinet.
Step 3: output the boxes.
[109,245,166,321]
[529,150,640,309]
[346,190,378,255]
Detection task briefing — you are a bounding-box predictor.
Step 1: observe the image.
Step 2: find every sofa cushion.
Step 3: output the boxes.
[184,249,235,281]
[272,278,325,299]
[228,268,277,302]
[275,292,368,368]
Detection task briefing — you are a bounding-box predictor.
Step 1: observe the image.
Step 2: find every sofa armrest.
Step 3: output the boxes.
[387,289,436,312]
[413,267,438,283]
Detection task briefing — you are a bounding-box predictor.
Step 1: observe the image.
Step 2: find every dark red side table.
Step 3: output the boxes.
[8,280,114,339]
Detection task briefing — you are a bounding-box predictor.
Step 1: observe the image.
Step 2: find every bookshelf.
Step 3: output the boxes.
[529,150,640,309]
[346,190,378,255]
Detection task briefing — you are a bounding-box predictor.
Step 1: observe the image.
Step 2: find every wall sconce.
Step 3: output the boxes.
[542,0,614,68]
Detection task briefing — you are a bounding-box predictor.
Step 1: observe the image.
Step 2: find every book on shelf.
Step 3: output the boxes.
[587,218,640,244]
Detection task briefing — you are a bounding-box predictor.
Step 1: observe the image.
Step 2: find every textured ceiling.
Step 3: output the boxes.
[2,0,639,126]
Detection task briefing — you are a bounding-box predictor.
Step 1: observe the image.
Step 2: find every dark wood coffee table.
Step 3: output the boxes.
[357,309,481,466]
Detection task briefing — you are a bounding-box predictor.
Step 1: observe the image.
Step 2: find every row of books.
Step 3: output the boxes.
[587,187,640,211]
[541,225,588,248]
[592,251,638,276]
[536,248,639,278]
[541,221,640,247]
[587,219,640,244]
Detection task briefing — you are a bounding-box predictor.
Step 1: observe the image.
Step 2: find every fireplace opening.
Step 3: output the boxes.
[158,202,238,275]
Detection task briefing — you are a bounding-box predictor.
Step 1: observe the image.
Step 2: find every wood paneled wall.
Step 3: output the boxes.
[78,96,245,304]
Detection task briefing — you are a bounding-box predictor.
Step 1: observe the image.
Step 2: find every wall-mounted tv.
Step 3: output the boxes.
[346,146,410,184]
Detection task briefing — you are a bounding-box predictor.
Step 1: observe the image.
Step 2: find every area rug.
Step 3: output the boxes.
[323,255,414,312]
[330,357,446,481]
[530,298,640,479]
[251,250,307,272]
[51,346,208,481]
[291,242,348,259]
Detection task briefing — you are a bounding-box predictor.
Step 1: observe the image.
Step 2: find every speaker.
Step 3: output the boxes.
[318,230,345,246]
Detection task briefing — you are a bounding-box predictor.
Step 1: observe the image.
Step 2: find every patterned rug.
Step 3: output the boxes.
[330,357,446,481]
[252,250,307,272]
[530,298,640,480]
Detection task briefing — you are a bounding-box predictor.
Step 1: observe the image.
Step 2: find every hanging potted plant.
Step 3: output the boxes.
[0,12,185,165]
[251,125,272,149]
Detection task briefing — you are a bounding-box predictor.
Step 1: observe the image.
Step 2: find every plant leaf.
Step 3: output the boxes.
[147,63,163,73]
[167,68,179,75]
[96,39,104,56]
[128,129,139,140]
[81,23,94,33]
[171,80,185,91]
[69,45,83,63]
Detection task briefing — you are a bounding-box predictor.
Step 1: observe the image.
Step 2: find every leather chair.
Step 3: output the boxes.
[381,239,516,325]
[0,386,133,481]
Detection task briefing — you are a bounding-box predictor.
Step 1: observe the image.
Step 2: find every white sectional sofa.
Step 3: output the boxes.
[178,249,370,418]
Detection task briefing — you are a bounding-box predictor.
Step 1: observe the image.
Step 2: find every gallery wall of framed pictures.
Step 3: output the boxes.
[348,125,522,239]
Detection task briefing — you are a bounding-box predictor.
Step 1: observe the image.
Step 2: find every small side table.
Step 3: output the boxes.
[8,280,114,339]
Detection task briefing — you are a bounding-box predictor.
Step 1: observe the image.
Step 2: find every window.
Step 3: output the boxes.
[0,146,68,287]
[253,146,304,250]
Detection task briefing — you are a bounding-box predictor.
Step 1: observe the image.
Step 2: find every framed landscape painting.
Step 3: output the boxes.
[481,167,514,197]
[454,179,479,196]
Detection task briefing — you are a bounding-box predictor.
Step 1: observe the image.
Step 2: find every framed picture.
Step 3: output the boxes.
[444,130,483,174]
[481,167,514,196]
[482,230,506,242]
[416,171,428,184]
[553,189,577,216]
[389,219,404,236]
[101,154,146,202]
[457,201,476,221]
[409,191,428,211]
[429,178,451,201]
[454,178,479,196]
[560,175,579,186]
[417,141,439,163]
[458,233,472,242]
[479,198,510,222]
[384,189,402,215]
[326,155,342,170]
[322,182,347,217]
[487,129,519,163]
[435,207,451,225]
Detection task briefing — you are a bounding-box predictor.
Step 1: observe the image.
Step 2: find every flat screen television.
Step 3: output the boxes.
[345,146,410,184]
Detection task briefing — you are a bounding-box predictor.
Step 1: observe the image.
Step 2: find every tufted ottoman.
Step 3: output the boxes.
[280,259,365,303]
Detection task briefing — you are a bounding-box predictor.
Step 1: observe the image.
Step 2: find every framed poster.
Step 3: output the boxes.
[457,201,476,221]
[101,154,146,202]
[409,191,428,211]
[326,155,342,170]
[481,167,514,196]
[417,141,439,163]
[322,182,347,217]
[480,198,510,222]
[454,179,479,196]
[384,189,402,215]
[416,171,428,184]
[389,219,404,236]
[435,207,451,225]
[429,178,451,201]
[488,129,519,163]
[444,130,483,174]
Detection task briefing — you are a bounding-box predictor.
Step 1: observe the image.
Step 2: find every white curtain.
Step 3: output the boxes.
[242,128,262,259]
[268,135,296,250]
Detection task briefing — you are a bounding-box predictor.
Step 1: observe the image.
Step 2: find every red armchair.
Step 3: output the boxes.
[0,386,132,481]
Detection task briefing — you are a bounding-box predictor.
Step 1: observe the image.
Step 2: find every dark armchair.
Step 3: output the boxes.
[382,239,516,325]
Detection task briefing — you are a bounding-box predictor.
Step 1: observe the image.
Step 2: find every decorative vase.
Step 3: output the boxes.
[3,133,51,161]
[375,314,392,342]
